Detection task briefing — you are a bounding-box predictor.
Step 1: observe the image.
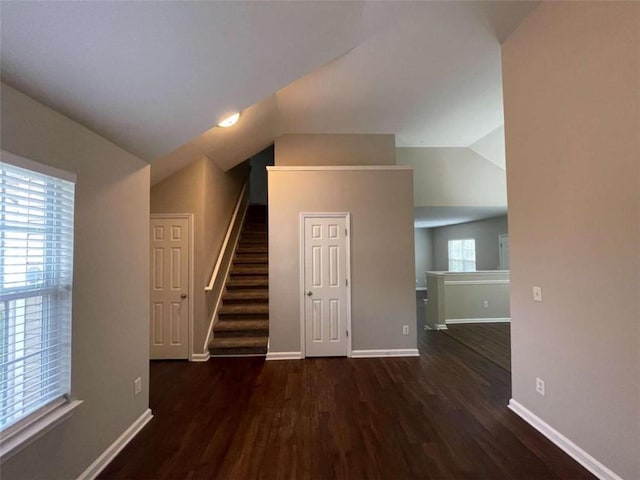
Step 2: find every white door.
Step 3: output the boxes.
[150,217,190,359]
[499,234,510,270]
[303,215,350,357]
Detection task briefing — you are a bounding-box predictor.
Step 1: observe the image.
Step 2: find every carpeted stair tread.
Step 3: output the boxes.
[230,265,268,275]
[209,336,268,355]
[226,277,269,289]
[213,320,269,337]
[223,290,268,302]
[219,303,269,315]
[233,254,268,264]
[236,248,269,253]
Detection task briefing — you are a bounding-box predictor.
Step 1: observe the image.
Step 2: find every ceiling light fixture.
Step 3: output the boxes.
[217,112,240,128]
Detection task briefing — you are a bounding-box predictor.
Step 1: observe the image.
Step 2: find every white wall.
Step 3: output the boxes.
[503,3,639,479]
[1,83,151,478]
[397,147,507,207]
[268,168,416,354]
[414,228,434,288]
[275,134,396,166]
[431,216,508,271]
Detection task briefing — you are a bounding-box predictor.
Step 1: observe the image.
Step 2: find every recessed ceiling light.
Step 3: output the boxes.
[217,112,240,128]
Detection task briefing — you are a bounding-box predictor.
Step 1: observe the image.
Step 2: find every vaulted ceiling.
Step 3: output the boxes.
[1,1,536,184]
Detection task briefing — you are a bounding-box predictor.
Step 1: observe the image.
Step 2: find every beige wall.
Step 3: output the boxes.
[432,215,508,271]
[268,168,416,353]
[275,134,396,166]
[397,147,507,207]
[1,84,150,478]
[151,156,246,354]
[503,3,639,479]
[414,228,434,288]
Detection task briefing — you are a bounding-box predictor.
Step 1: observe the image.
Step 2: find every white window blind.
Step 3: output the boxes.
[0,156,75,436]
[448,239,476,272]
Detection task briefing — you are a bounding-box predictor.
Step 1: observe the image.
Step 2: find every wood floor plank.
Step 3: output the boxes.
[98,332,595,480]
[444,323,511,371]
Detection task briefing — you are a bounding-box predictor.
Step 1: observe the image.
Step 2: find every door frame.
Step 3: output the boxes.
[150,213,195,361]
[299,212,352,358]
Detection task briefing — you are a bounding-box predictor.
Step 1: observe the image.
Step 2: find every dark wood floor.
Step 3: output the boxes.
[99,332,593,480]
[444,323,511,371]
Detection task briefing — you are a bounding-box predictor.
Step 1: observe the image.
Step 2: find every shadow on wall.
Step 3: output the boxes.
[249,145,274,205]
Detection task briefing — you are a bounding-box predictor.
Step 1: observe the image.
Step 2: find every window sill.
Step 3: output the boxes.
[0,400,83,462]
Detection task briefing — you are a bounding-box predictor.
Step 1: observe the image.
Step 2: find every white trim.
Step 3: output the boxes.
[445,318,511,324]
[266,351,303,361]
[77,408,153,480]
[211,354,267,358]
[190,352,210,362]
[203,188,249,352]
[1,150,77,183]
[444,280,510,286]
[1,400,83,462]
[351,349,420,358]
[435,324,448,330]
[299,212,352,359]
[150,214,195,361]
[205,182,248,291]
[267,165,412,172]
[416,287,427,291]
[508,400,623,480]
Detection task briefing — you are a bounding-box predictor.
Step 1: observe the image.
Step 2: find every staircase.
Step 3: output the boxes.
[209,205,269,356]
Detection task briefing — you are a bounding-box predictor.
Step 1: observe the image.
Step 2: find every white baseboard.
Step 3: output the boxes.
[508,400,623,480]
[350,349,419,358]
[435,324,448,330]
[445,317,511,324]
[77,408,153,480]
[266,351,303,360]
[190,352,210,362]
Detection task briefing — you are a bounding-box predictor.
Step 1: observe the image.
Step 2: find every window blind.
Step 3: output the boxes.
[0,158,75,435]
[448,239,476,272]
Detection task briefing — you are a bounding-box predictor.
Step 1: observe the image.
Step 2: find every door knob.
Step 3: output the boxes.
[181,293,187,299]
[306,291,313,296]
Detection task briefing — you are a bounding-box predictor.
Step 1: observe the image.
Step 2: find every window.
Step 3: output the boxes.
[0,153,75,442]
[448,239,476,272]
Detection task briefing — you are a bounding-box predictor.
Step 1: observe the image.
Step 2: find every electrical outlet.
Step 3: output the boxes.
[533,286,543,302]
[483,300,489,308]
[536,377,545,396]
[134,377,142,396]
[402,325,409,335]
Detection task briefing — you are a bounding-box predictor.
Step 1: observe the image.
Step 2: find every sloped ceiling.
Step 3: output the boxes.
[469,125,506,170]
[1,1,537,184]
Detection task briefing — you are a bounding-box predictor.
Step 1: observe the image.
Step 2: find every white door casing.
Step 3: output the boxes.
[301,213,351,357]
[150,215,192,359]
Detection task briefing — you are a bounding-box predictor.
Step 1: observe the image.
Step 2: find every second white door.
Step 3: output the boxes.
[303,215,349,357]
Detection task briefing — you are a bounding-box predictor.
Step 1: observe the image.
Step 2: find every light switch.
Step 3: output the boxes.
[533,286,543,302]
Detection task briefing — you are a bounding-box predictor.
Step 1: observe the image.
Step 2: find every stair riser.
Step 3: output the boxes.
[237,247,268,253]
[230,270,268,276]
[223,297,268,304]
[213,329,269,338]
[218,313,269,321]
[226,285,268,291]
[210,347,267,356]
[233,257,268,264]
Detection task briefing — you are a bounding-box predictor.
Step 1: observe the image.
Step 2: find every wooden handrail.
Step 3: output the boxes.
[205,181,248,291]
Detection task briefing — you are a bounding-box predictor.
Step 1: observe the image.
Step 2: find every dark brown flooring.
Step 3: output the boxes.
[444,323,511,372]
[99,332,594,480]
